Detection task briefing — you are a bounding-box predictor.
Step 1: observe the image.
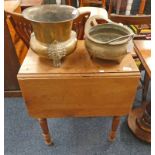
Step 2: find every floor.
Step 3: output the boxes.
[4,86,151,155]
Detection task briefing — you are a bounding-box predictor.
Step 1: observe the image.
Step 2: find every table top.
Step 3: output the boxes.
[18,40,139,78]
[134,40,151,78]
[4,0,21,12]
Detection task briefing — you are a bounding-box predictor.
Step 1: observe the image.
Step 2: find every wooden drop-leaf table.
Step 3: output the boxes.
[128,40,151,143]
[17,40,140,145]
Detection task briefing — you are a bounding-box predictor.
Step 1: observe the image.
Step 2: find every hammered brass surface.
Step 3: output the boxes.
[22,5,79,43]
[31,21,73,43]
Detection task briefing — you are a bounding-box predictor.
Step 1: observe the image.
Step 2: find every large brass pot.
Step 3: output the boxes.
[22,4,79,67]
[85,15,134,63]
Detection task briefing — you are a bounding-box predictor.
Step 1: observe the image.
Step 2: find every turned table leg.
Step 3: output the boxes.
[38,118,53,145]
[109,116,120,141]
[142,72,150,101]
[128,102,151,143]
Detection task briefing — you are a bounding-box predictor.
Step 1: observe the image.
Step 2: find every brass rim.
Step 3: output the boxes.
[87,23,134,45]
[22,4,80,23]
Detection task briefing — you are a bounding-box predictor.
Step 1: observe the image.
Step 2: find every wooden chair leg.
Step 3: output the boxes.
[142,72,150,102]
[38,118,53,145]
[109,116,120,141]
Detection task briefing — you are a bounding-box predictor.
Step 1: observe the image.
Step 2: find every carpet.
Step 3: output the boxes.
[4,87,151,155]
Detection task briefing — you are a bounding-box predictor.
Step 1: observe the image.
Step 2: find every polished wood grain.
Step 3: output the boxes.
[79,0,106,8]
[65,0,72,5]
[6,17,28,64]
[142,72,150,101]
[134,40,151,78]
[4,1,25,96]
[128,104,151,143]
[18,40,140,144]
[138,0,147,14]
[137,103,151,132]
[4,12,20,96]
[38,118,53,145]
[128,40,151,143]
[4,0,28,64]
[18,76,139,118]
[6,11,33,48]
[109,14,151,25]
[73,12,90,40]
[108,0,113,16]
[18,41,139,76]
[134,40,151,101]
[18,41,140,118]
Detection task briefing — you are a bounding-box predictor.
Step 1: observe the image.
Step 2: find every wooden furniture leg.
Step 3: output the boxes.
[142,72,150,101]
[137,102,151,132]
[109,116,120,141]
[128,102,151,143]
[4,12,21,96]
[38,118,53,145]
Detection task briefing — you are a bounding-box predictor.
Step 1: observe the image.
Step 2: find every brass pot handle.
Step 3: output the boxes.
[84,15,113,37]
[104,34,135,44]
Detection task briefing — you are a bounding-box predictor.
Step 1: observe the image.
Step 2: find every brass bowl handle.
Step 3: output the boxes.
[103,34,135,44]
[84,15,113,37]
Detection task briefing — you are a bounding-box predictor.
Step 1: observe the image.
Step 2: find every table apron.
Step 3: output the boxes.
[18,76,139,118]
